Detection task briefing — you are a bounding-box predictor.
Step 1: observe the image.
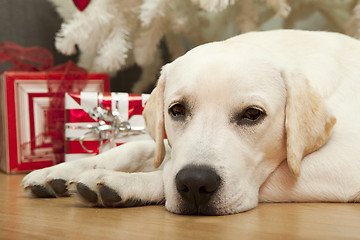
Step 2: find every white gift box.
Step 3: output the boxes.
[65,92,151,161]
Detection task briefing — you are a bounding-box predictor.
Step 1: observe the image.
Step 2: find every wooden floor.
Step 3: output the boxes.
[1,172,360,240]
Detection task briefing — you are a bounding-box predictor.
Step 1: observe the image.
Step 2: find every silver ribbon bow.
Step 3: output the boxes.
[66,95,146,153]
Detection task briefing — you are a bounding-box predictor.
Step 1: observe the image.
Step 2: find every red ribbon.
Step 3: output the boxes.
[46,61,89,163]
[0,41,53,73]
[1,42,91,164]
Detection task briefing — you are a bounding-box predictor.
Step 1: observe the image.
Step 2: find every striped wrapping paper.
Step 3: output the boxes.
[65,92,151,161]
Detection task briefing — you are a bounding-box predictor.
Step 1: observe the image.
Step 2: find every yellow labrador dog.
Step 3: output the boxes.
[22,30,360,215]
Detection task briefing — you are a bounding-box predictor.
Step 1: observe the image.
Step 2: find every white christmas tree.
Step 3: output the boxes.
[49,0,359,93]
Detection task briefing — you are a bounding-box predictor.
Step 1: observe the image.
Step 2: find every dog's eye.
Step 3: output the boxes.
[169,104,186,117]
[242,107,263,121]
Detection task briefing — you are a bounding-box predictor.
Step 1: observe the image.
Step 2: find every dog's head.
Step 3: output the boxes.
[143,42,336,215]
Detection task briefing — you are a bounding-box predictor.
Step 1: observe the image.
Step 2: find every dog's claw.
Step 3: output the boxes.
[99,185,122,206]
[76,183,98,204]
[30,185,55,198]
[48,179,69,196]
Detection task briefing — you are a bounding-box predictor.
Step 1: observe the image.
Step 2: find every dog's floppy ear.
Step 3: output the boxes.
[143,66,166,168]
[283,71,336,178]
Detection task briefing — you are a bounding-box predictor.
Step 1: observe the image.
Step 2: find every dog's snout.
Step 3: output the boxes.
[176,165,220,207]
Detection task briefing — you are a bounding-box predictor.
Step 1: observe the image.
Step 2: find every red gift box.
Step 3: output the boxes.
[65,92,151,161]
[0,71,109,173]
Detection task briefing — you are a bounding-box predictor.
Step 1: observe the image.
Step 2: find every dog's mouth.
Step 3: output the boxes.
[173,197,255,216]
[176,202,220,216]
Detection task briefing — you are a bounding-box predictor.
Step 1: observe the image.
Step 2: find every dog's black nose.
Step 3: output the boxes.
[176,165,220,207]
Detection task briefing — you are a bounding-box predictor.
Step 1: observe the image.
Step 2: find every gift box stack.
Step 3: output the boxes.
[0,42,150,173]
[0,70,109,173]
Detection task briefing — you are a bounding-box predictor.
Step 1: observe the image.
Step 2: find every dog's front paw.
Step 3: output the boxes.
[75,182,141,207]
[21,163,82,198]
[71,169,164,207]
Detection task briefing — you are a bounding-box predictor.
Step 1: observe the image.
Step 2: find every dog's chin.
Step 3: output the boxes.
[165,199,258,216]
[168,202,221,216]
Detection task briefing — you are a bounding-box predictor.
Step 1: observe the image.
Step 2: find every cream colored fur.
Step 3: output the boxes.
[22,30,360,215]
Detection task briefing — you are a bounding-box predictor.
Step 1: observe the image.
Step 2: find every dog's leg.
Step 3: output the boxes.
[21,140,158,198]
[69,169,164,207]
[259,158,360,203]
